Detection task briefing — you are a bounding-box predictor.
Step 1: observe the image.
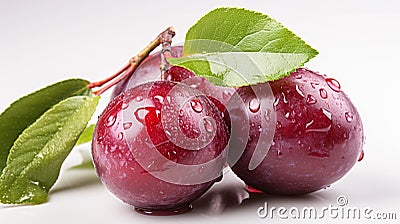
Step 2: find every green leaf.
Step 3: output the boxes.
[76,124,95,146]
[0,95,99,204]
[69,160,94,170]
[169,7,318,87]
[0,79,91,173]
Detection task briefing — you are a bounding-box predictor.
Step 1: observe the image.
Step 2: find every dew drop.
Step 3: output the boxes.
[285,112,290,119]
[295,85,304,97]
[310,82,319,89]
[198,166,205,173]
[282,93,288,104]
[249,98,260,113]
[326,78,341,92]
[358,150,364,162]
[345,112,353,122]
[319,88,328,99]
[154,95,164,103]
[190,99,203,113]
[123,122,132,130]
[106,115,116,127]
[203,118,214,132]
[294,73,302,79]
[117,132,124,140]
[134,107,150,124]
[277,150,283,157]
[179,109,184,117]
[165,96,171,104]
[155,109,161,118]
[306,120,314,128]
[306,94,317,105]
[136,95,143,102]
[276,121,282,129]
[122,102,129,110]
[322,108,332,120]
[273,98,280,109]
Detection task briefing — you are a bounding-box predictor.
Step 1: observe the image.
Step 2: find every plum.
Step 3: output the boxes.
[228,68,364,195]
[92,81,229,213]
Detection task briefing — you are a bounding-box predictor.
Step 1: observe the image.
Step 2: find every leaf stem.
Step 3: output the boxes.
[88,26,176,95]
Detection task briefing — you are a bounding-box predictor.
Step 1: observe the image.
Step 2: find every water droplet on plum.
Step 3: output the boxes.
[306,94,317,104]
[276,121,282,129]
[294,73,302,79]
[319,88,328,99]
[134,107,151,124]
[345,112,353,122]
[249,98,260,113]
[326,78,341,92]
[203,118,214,132]
[136,95,143,102]
[322,108,332,120]
[106,114,116,127]
[154,95,164,103]
[123,122,132,130]
[310,81,319,89]
[117,132,124,140]
[190,99,203,113]
[122,102,129,110]
[295,84,305,97]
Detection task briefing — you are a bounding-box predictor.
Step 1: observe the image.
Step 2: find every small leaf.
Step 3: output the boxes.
[169,7,318,87]
[76,124,95,146]
[69,160,94,170]
[0,79,90,173]
[0,95,99,204]
[69,148,95,170]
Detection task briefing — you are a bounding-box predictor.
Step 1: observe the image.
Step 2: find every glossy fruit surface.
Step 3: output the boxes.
[92,81,229,212]
[229,68,364,195]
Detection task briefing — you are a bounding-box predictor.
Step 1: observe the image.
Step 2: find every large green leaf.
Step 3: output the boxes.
[0,95,99,204]
[169,7,318,87]
[0,79,91,173]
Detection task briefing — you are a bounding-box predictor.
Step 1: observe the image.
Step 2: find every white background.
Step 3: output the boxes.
[0,0,399,223]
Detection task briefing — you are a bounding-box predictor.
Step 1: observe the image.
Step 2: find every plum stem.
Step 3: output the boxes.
[88,26,176,95]
[160,27,175,81]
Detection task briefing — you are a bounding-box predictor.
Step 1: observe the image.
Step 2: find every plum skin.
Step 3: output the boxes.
[92,81,228,211]
[229,68,364,195]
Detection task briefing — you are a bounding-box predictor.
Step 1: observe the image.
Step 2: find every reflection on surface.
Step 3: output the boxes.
[191,171,331,216]
[193,182,249,216]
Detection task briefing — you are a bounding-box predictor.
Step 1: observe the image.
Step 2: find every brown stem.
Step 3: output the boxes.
[160,27,175,80]
[88,26,176,95]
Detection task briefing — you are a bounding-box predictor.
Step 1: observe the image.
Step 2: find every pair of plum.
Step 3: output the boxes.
[91,46,364,214]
